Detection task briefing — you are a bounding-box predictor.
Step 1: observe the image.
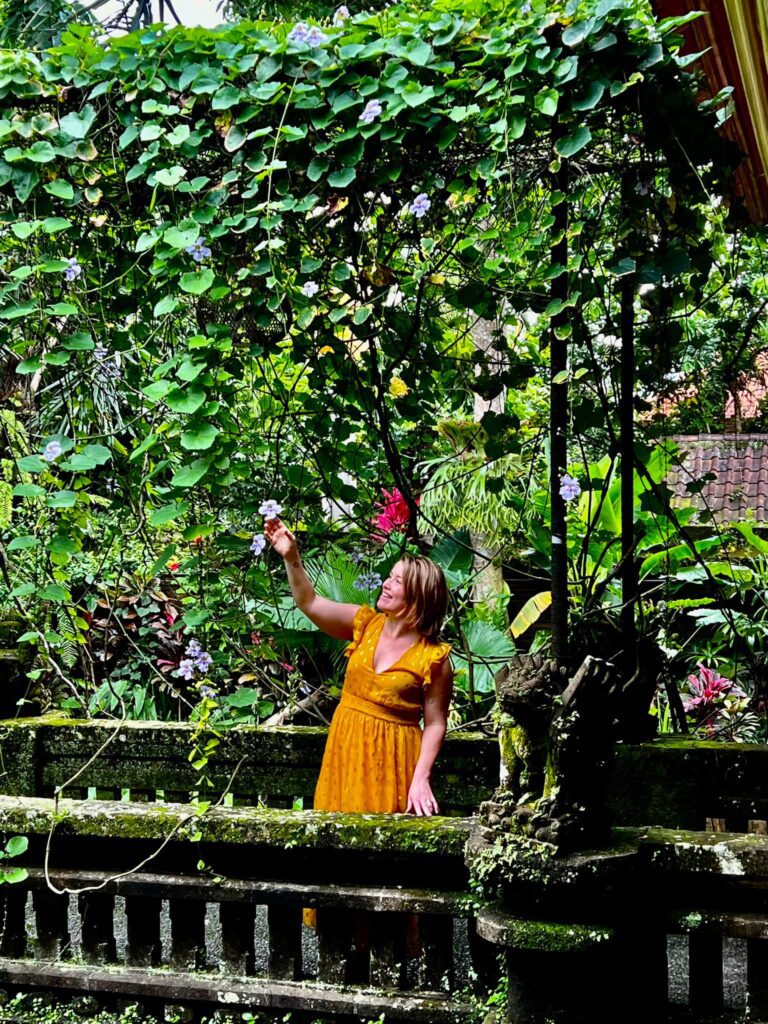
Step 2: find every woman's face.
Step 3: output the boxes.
[377,561,409,617]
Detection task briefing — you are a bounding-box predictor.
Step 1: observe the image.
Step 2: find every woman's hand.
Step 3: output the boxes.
[406,773,440,817]
[263,516,298,561]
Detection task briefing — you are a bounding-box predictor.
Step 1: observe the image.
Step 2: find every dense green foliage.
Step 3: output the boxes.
[0,0,764,740]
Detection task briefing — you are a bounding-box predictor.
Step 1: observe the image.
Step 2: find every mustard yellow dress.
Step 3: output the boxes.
[313,605,452,814]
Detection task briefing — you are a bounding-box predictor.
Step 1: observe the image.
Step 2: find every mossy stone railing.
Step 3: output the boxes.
[0,716,500,1020]
[607,736,768,830]
[0,795,497,1023]
[0,716,498,814]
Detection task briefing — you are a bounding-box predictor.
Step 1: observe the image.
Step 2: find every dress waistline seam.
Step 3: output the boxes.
[339,692,421,726]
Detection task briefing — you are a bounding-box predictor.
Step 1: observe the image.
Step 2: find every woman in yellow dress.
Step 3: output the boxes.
[263,516,453,817]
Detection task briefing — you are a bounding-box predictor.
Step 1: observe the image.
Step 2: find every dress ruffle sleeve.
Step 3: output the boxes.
[344,605,377,658]
[422,642,452,687]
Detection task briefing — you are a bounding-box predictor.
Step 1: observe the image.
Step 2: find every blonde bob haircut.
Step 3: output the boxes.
[400,554,450,642]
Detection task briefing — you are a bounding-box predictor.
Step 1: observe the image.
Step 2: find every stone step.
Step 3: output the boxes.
[0,959,473,1022]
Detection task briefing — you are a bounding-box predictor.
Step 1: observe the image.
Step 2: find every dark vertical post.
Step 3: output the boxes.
[619,216,638,674]
[550,139,570,664]
[689,933,723,1012]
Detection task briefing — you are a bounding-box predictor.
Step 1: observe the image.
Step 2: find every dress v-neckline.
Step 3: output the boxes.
[371,615,421,675]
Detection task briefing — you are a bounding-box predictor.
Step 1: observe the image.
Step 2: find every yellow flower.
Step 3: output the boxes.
[429,273,446,285]
[388,375,409,398]
[318,345,334,356]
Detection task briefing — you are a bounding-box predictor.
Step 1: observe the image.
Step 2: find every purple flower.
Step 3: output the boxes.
[195,650,213,674]
[360,100,382,125]
[350,550,365,565]
[306,26,329,46]
[63,257,81,282]
[251,533,266,556]
[200,684,216,700]
[177,658,196,681]
[301,280,319,298]
[521,1,532,12]
[185,237,211,263]
[259,499,283,520]
[559,473,581,502]
[178,639,214,677]
[288,22,310,43]
[333,5,350,25]
[42,440,63,462]
[354,571,382,592]
[409,193,431,219]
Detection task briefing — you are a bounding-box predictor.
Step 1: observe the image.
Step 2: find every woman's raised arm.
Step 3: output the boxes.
[263,517,359,640]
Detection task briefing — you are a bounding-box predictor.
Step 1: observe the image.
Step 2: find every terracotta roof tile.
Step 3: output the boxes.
[669,434,768,522]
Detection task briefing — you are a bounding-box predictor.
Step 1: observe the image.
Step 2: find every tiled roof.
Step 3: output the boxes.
[668,434,768,523]
[725,352,768,426]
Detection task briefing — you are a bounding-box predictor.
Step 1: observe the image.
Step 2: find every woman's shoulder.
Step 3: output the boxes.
[344,605,383,657]
[419,636,452,685]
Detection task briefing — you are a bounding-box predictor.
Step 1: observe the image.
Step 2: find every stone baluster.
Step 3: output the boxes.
[78,892,116,964]
[220,901,255,974]
[33,888,70,959]
[125,895,161,967]
[267,905,303,979]
[688,933,723,1013]
[418,913,454,992]
[169,898,206,970]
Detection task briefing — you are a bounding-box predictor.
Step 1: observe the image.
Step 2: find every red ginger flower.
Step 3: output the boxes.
[372,487,418,540]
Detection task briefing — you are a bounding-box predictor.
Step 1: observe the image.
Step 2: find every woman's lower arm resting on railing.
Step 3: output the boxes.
[408,655,453,816]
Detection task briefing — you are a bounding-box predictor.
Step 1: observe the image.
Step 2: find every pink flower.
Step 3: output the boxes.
[372,487,418,539]
[682,664,746,713]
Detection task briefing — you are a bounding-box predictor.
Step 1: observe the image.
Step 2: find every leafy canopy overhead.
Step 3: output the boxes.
[0,0,733,572]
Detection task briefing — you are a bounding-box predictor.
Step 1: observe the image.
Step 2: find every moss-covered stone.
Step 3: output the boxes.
[0,795,472,856]
[476,906,615,952]
[641,826,768,877]
[0,717,498,813]
[608,737,768,830]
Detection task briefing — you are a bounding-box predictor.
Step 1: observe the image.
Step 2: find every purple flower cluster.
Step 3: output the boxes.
[64,257,81,282]
[199,684,217,700]
[42,440,63,462]
[409,193,431,219]
[288,23,328,46]
[177,639,213,680]
[559,473,581,502]
[186,237,211,263]
[360,100,382,125]
[354,571,382,592]
[350,550,365,565]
